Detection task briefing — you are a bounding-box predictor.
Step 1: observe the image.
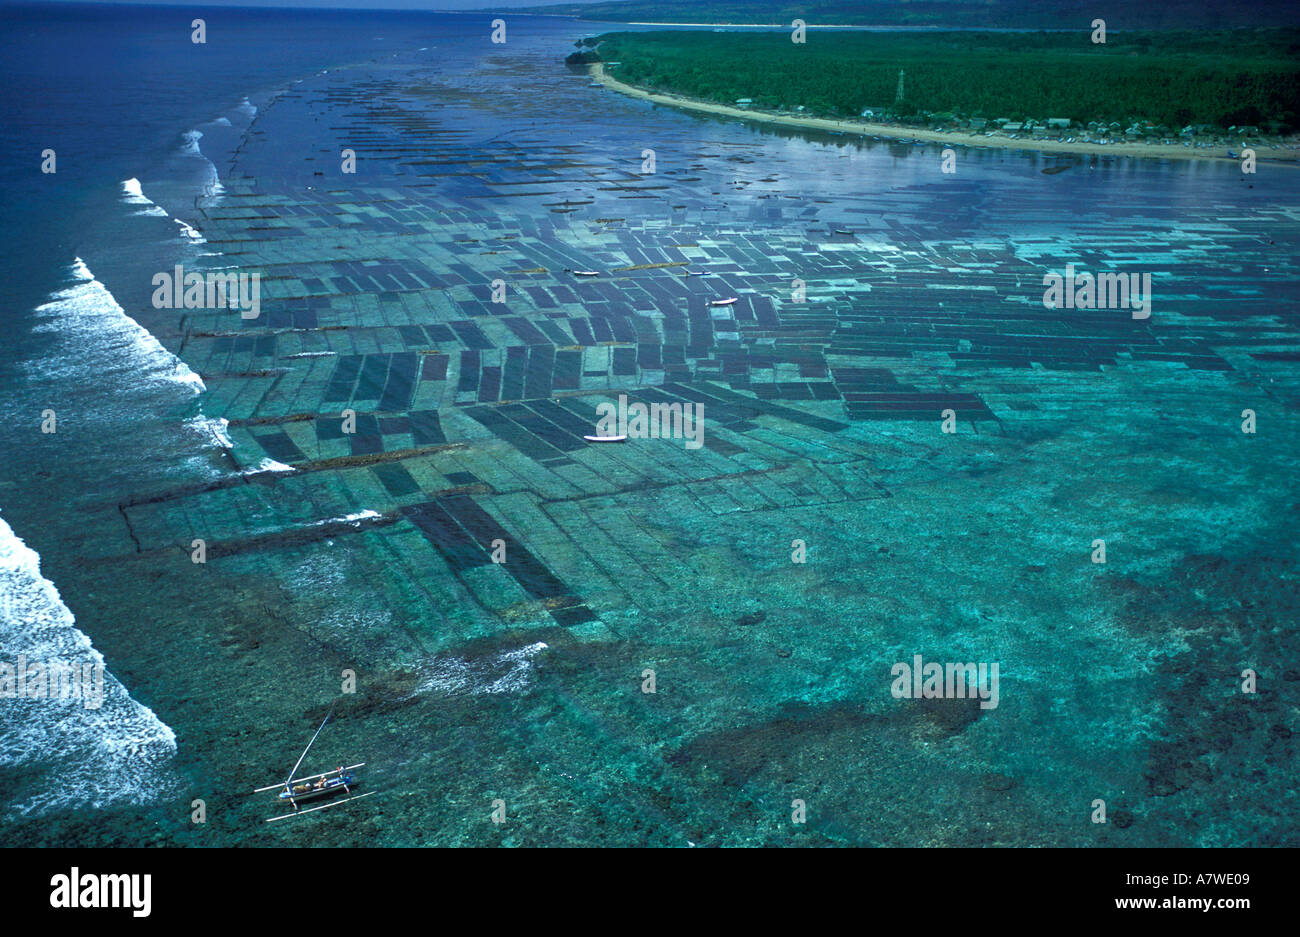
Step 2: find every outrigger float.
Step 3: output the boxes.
[254,707,375,822]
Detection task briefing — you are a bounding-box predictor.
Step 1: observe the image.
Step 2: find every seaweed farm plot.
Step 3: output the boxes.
[62,42,1300,848]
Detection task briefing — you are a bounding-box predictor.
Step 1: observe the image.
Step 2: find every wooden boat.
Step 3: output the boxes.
[253,707,375,822]
[710,297,738,306]
[279,766,362,803]
[584,434,627,443]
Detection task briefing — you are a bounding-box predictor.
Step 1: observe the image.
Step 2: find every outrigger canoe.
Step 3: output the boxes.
[253,706,375,822]
[280,766,362,803]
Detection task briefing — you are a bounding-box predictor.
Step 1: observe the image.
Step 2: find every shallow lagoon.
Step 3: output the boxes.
[0,9,1297,846]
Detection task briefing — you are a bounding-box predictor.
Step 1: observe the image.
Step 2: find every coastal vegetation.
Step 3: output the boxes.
[580,29,1300,132]
[531,0,1300,30]
[585,28,1300,133]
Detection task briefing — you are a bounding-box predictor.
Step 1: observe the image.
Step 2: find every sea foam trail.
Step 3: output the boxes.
[177,128,225,202]
[414,642,550,698]
[120,177,168,217]
[0,512,179,816]
[179,129,204,156]
[27,259,248,485]
[26,257,205,396]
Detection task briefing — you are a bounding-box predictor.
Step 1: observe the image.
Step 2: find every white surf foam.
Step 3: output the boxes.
[182,415,294,483]
[186,415,232,450]
[245,458,296,477]
[313,510,381,527]
[178,130,225,204]
[26,258,205,396]
[0,513,179,816]
[174,218,204,242]
[414,642,549,698]
[120,177,167,217]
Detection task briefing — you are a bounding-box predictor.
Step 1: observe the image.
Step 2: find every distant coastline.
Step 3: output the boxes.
[588,63,1300,164]
[625,23,878,27]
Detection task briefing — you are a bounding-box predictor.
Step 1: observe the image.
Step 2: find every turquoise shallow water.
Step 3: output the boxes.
[0,7,1297,846]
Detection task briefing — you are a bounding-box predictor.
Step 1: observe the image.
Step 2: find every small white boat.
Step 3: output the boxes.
[710,297,738,306]
[685,269,706,276]
[573,270,600,277]
[584,434,627,443]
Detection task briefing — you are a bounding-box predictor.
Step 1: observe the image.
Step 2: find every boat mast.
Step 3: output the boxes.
[285,704,334,788]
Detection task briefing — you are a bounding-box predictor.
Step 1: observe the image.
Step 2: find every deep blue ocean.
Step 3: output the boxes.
[1,4,480,310]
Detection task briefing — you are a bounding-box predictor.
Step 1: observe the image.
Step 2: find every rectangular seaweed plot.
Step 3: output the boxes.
[372,462,421,498]
[355,354,391,401]
[379,352,419,411]
[500,403,584,453]
[524,345,555,400]
[464,406,565,462]
[401,500,491,573]
[323,354,363,404]
[350,412,384,455]
[408,410,446,445]
[439,495,582,608]
[254,430,307,465]
[457,350,480,393]
[500,346,528,401]
[553,350,582,390]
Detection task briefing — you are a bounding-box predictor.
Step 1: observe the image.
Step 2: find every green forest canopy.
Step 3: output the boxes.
[527,0,1300,30]
[586,29,1300,131]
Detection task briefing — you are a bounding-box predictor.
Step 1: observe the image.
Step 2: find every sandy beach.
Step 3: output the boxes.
[590,63,1300,165]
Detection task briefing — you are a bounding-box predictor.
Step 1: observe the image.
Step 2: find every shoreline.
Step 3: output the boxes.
[588,63,1300,165]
